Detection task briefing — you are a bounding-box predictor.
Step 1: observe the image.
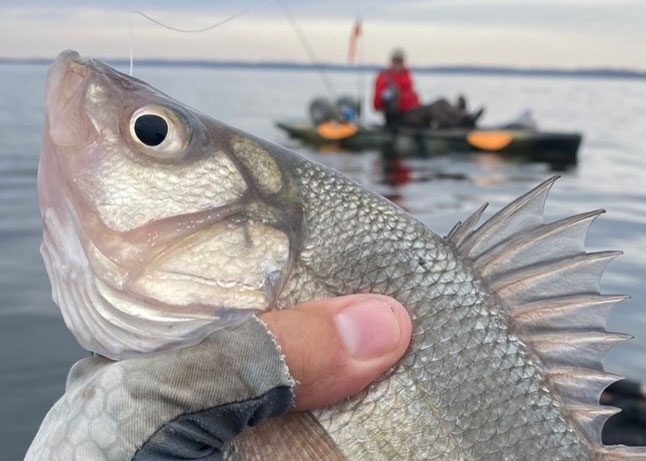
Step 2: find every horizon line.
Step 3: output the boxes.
[2,57,645,81]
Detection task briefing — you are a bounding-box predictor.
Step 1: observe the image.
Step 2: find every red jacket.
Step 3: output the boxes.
[373,68,420,112]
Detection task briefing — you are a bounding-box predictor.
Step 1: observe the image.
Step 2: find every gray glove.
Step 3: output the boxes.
[25,317,294,461]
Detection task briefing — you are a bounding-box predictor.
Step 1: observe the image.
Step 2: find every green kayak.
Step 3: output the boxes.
[276,120,582,166]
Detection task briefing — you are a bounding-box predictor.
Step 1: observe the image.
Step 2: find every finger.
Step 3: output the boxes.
[260,294,412,411]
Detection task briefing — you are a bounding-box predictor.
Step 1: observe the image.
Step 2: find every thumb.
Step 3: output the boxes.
[260,294,412,411]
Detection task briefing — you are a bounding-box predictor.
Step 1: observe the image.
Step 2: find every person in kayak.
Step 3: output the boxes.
[373,49,483,129]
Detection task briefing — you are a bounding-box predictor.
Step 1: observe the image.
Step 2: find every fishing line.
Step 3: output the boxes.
[130,0,338,99]
[128,0,273,75]
[276,0,338,99]
[133,0,274,34]
[128,21,134,76]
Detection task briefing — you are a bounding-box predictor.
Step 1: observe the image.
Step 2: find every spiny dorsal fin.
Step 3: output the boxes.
[547,369,621,406]
[512,295,629,333]
[446,177,633,453]
[565,405,622,446]
[490,251,622,305]
[530,332,631,370]
[447,202,488,247]
[459,175,559,257]
[474,209,605,278]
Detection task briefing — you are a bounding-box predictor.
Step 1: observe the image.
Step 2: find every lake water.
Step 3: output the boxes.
[1,62,645,458]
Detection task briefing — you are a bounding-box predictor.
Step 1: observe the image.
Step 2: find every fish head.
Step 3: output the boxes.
[40,50,301,358]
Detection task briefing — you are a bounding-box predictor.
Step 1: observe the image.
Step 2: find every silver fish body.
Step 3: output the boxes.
[270,165,598,460]
[38,51,645,460]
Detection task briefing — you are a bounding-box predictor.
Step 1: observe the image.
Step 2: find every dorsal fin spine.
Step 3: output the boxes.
[511,294,628,332]
[563,405,622,446]
[448,202,488,247]
[489,251,622,291]
[460,175,560,255]
[547,369,621,405]
[474,209,605,277]
[530,332,631,369]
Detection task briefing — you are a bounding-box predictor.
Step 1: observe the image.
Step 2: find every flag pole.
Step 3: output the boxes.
[348,18,363,123]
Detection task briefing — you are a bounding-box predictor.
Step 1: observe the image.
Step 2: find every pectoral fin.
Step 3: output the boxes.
[231,412,345,460]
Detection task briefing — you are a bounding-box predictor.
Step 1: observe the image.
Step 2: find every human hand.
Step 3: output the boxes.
[261,294,412,411]
[26,295,411,460]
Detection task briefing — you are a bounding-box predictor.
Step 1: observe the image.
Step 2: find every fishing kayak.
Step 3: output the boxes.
[276,121,582,166]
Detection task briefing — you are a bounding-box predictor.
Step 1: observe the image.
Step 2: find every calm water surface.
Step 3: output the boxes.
[1,63,645,458]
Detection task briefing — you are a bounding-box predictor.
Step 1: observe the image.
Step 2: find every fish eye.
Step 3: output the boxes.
[134,114,168,146]
[128,104,191,159]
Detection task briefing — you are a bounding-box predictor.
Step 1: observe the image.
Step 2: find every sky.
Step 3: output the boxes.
[1,0,645,70]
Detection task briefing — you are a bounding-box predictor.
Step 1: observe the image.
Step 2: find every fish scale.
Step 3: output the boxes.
[274,164,588,460]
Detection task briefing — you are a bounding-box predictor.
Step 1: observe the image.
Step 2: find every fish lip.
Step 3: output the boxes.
[46,50,86,115]
[45,50,97,147]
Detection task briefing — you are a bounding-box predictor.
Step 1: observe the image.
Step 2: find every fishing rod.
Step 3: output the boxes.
[276,0,338,99]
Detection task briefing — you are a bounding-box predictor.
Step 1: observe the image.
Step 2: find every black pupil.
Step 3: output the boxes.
[134,114,168,146]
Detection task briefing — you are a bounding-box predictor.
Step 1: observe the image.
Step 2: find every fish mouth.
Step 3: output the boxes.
[45,50,97,147]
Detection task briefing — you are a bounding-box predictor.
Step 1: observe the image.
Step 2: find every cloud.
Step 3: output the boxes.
[1,2,645,70]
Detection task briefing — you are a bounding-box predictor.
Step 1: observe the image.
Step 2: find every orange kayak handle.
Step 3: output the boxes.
[467,130,514,151]
[318,122,359,140]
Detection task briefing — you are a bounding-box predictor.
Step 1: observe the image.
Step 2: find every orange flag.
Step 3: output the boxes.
[347,19,362,65]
